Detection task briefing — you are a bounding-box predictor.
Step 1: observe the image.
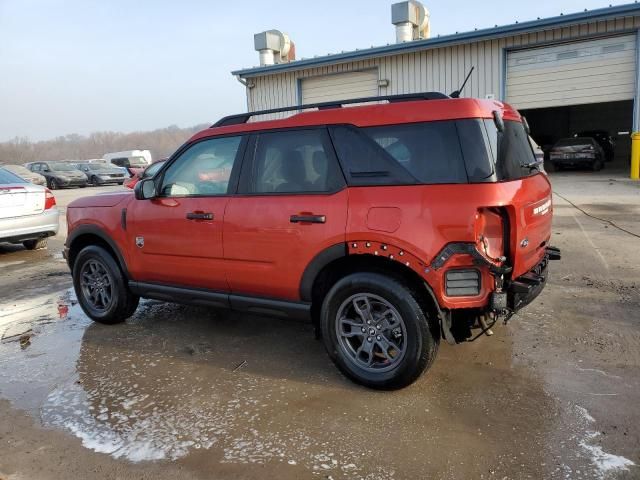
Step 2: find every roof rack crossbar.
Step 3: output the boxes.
[211,91,450,127]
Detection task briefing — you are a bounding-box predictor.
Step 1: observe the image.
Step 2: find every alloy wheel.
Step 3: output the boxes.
[335,293,407,373]
[79,259,114,312]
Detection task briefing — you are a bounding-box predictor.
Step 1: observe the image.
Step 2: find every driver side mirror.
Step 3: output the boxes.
[134,178,157,200]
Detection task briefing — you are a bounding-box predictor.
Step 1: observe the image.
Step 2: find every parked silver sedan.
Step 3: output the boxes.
[0,167,59,250]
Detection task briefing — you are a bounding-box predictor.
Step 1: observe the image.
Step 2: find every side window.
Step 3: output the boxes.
[363,121,468,184]
[31,164,40,172]
[248,129,343,194]
[160,136,243,196]
[329,125,417,186]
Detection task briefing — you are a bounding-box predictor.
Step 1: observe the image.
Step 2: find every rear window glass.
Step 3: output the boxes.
[0,168,27,184]
[484,119,538,180]
[330,121,499,186]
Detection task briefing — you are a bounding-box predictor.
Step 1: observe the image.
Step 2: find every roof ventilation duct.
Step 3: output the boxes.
[254,29,296,66]
[391,1,430,43]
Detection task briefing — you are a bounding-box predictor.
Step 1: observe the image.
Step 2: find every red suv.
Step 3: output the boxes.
[65,93,560,389]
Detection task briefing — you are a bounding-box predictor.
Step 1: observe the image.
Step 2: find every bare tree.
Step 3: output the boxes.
[0,124,208,165]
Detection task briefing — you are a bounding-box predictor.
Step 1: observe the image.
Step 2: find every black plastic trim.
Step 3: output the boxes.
[299,243,348,302]
[66,225,130,278]
[128,281,311,321]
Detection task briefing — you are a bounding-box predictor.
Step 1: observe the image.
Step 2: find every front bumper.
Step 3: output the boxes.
[95,176,125,184]
[507,246,560,311]
[0,208,60,243]
[57,177,87,187]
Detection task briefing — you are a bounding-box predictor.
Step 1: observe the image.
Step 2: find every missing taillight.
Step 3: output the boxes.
[475,208,505,263]
[44,189,56,210]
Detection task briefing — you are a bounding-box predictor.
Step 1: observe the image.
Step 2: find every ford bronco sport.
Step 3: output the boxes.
[65,92,560,390]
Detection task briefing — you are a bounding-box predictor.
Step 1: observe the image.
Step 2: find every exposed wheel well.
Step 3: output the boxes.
[68,234,125,277]
[310,254,441,339]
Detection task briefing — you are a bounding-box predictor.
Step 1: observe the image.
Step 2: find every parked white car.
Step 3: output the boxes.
[0,167,59,250]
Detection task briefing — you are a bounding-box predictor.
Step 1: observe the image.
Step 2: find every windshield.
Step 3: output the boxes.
[50,162,78,171]
[555,138,592,147]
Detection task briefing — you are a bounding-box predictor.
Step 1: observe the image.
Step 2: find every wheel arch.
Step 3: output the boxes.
[307,251,442,340]
[67,226,130,279]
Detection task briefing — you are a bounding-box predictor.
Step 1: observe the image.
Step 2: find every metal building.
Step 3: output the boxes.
[232,2,640,166]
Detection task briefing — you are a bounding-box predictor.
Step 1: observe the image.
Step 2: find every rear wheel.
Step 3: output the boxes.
[90,176,99,186]
[592,158,604,171]
[23,238,47,250]
[320,272,438,390]
[73,245,139,324]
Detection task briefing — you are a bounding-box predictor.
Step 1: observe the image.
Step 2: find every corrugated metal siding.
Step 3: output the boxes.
[506,34,637,109]
[300,70,379,104]
[244,15,640,112]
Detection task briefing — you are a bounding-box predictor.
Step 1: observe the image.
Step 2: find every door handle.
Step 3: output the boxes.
[186,212,214,220]
[290,214,326,224]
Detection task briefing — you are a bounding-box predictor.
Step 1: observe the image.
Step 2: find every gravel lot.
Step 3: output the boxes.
[0,173,638,480]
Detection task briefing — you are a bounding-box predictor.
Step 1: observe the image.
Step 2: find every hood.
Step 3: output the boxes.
[68,191,132,208]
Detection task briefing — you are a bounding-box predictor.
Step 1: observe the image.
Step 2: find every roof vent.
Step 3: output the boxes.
[254,30,296,66]
[391,1,430,43]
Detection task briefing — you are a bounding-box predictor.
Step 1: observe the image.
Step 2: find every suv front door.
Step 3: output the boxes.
[127,135,246,291]
[224,128,348,301]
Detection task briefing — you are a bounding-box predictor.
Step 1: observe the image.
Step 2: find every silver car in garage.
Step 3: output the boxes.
[0,167,59,250]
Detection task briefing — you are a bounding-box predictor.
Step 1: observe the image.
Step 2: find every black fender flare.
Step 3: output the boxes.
[299,243,347,302]
[66,224,130,279]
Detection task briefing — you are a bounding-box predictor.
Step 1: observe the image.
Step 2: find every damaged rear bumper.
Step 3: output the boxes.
[507,246,561,311]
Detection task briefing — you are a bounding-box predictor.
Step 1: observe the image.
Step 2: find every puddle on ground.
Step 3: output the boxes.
[0,289,634,478]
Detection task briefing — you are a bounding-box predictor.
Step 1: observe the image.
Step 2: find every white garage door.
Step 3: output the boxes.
[301,70,379,105]
[506,34,637,109]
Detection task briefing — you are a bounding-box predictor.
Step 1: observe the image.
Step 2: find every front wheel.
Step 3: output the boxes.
[320,272,438,390]
[72,245,139,324]
[47,178,58,190]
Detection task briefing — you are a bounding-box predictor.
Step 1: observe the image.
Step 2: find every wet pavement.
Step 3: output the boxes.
[0,177,638,479]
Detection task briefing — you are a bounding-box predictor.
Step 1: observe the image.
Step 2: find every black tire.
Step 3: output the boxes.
[72,245,139,324]
[320,272,438,390]
[90,176,99,186]
[23,238,47,250]
[47,177,58,190]
[592,158,604,171]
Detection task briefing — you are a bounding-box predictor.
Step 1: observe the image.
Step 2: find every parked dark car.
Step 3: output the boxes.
[578,130,615,162]
[549,137,605,171]
[26,161,88,189]
[3,164,46,186]
[74,162,126,186]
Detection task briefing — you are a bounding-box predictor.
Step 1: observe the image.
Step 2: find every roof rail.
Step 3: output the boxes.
[211,91,450,128]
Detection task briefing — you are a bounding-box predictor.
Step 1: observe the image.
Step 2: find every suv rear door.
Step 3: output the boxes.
[224,128,348,301]
[126,135,247,291]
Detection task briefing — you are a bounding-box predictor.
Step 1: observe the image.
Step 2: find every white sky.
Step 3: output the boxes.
[0,0,633,141]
